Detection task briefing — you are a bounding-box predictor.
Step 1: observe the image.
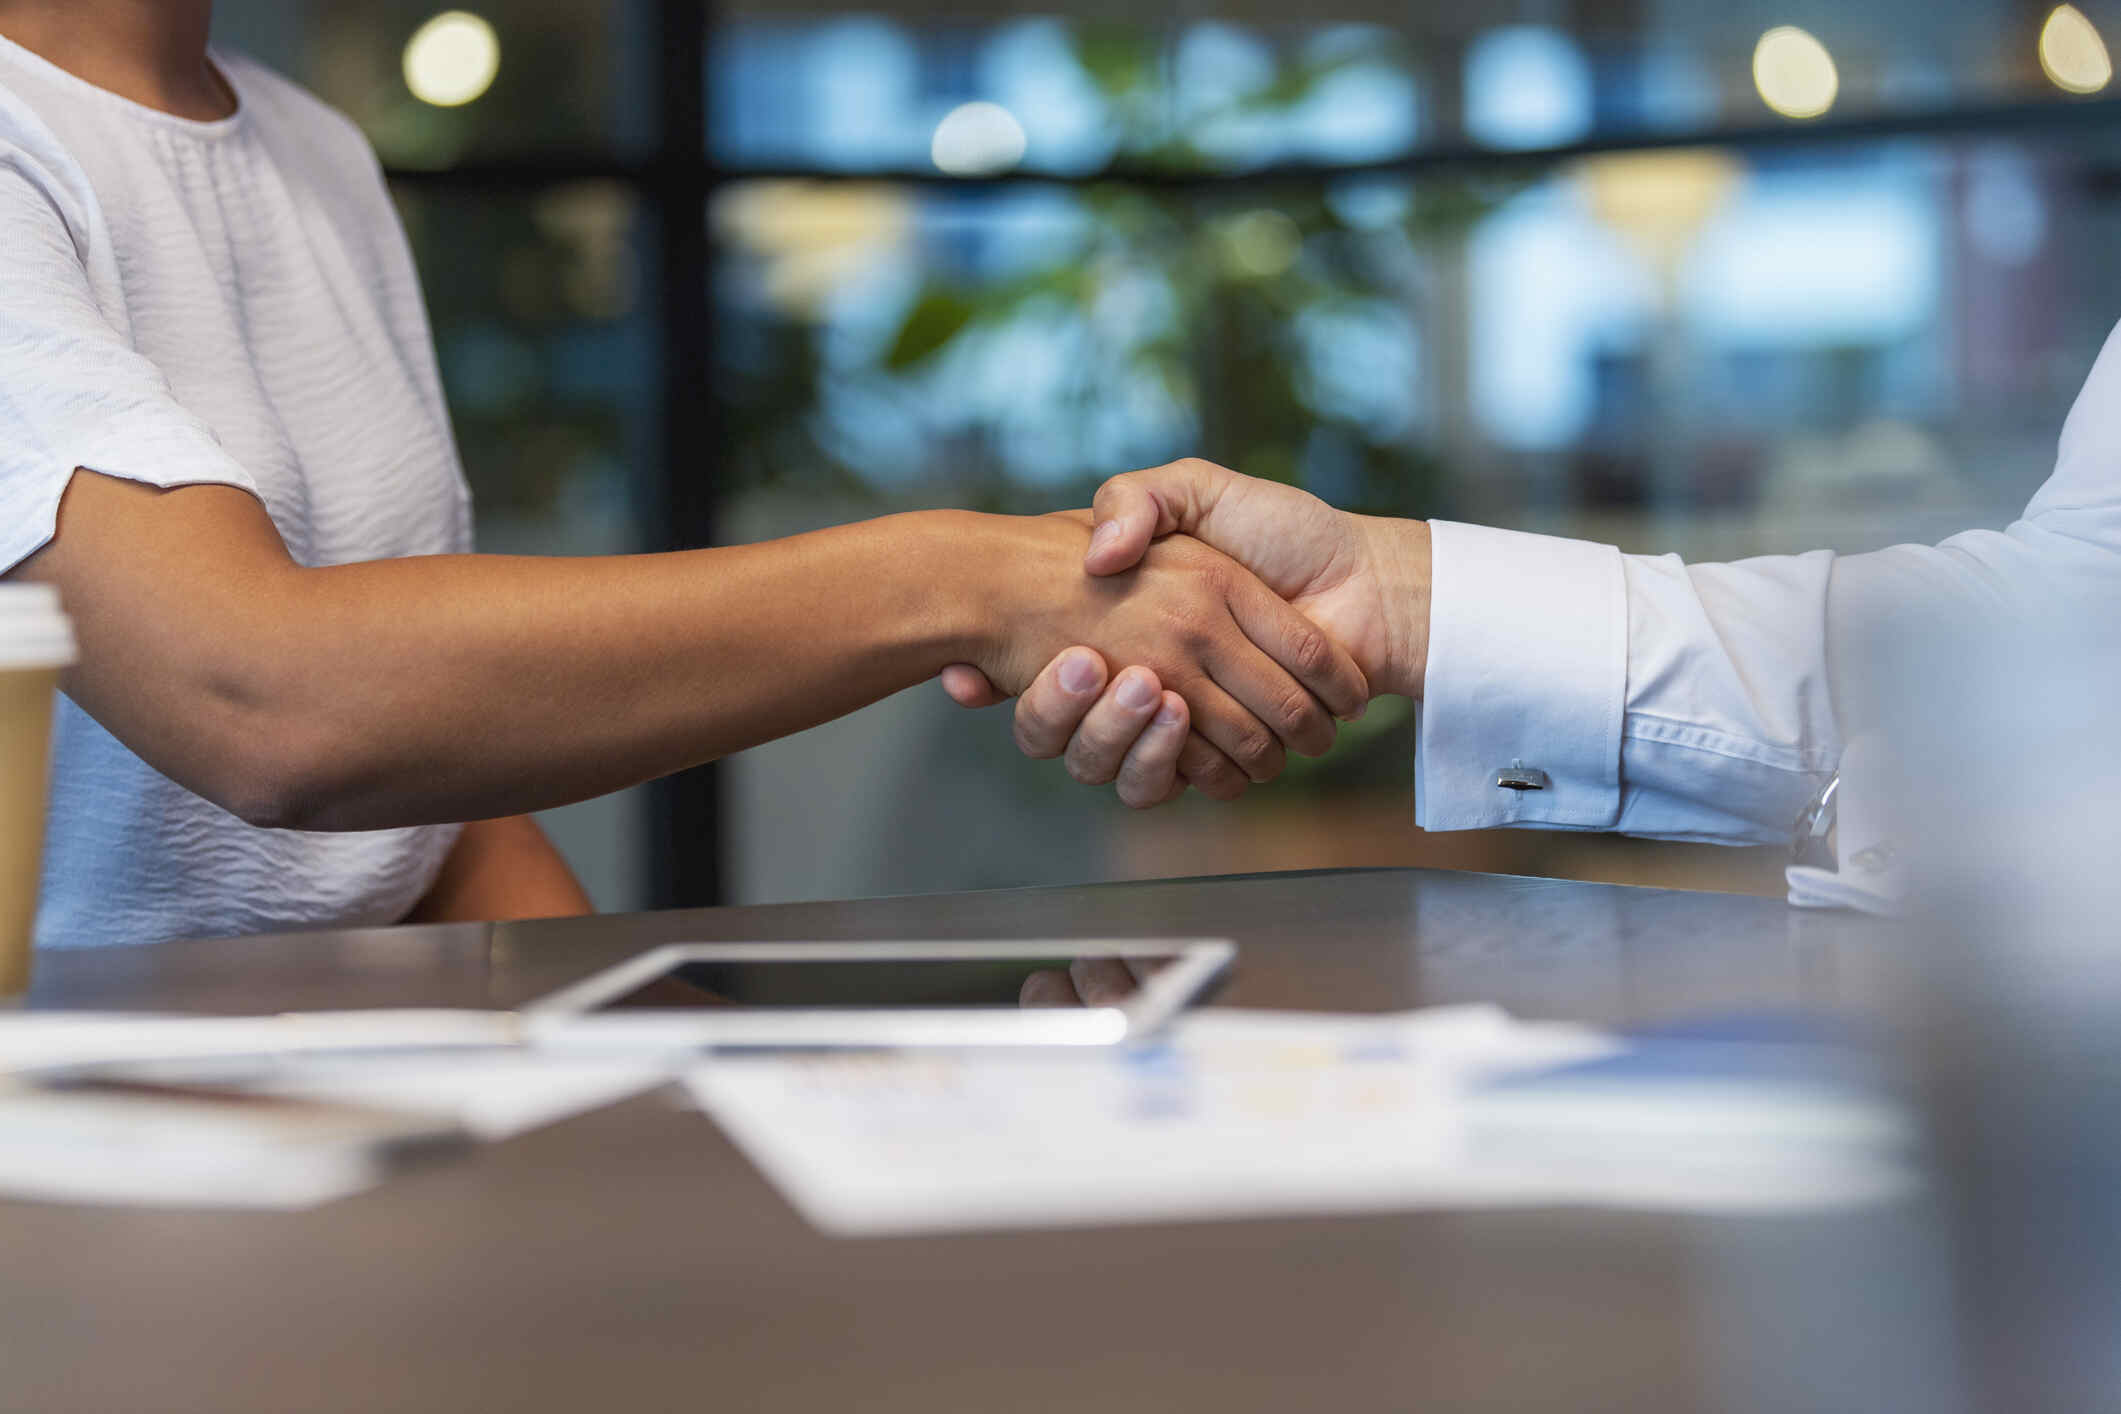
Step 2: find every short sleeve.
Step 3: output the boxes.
[0,121,259,575]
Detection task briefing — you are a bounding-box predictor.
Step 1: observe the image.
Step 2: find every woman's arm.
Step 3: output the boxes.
[402,815,592,924]
[16,470,1365,830]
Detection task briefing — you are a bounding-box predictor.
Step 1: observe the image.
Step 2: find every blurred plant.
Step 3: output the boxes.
[708,21,1521,794]
[718,21,1519,523]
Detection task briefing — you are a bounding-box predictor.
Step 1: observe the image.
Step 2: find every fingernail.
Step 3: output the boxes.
[1342,699,1368,723]
[1088,520,1123,555]
[1154,701,1185,728]
[1059,652,1101,696]
[1115,671,1157,712]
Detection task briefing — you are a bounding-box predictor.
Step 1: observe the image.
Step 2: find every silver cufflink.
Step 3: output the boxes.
[1790,772,1840,868]
[1494,761,1549,792]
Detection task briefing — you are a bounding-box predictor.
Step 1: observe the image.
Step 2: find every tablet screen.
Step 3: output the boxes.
[594,955,1181,1010]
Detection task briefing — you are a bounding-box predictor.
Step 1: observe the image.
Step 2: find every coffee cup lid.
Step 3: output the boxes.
[0,584,76,670]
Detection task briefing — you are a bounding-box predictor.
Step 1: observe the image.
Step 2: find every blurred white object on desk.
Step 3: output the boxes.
[683,1005,1915,1238]
[0,1010,674,1209]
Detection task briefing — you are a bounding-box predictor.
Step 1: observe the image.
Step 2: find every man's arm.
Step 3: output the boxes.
[13,470,1366,831]
[402,815,592,924]
[983,309,2121,839]
[959,457,1830,840]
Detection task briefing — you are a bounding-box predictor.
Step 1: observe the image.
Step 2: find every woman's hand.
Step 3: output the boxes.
[953,511,1369,798]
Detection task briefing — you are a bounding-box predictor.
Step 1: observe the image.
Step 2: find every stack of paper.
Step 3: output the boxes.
[0,1009,521,1075]
[0,1079,464,1209]
[683,1006,1918,1237]
[0,1010,676,1209]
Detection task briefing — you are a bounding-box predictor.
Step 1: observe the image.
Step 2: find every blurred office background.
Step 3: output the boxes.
[208,0,2121,911]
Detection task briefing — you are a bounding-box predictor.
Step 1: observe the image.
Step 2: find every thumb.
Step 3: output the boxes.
[1084,458,1236,577]
[938,663,1008,708]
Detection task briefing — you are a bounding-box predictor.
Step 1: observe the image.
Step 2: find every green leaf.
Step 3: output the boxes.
[885,290,976,370]
[1068,23,1158,99]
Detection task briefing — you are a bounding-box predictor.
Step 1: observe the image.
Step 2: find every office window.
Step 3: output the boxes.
[204,1,2121,903]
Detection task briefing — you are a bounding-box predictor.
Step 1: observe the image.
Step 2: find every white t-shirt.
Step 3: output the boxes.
[0,36,469,949]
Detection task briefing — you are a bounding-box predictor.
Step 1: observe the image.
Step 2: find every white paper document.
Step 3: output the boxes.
[234,1051,675,1142]
[0,1009,523,1076]
[0,1011,676,1209]
[683,1006,1918,1237]
[0,1083,457,1210]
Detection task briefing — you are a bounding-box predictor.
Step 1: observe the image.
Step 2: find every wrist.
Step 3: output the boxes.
[904,510,1074,676]
[1352,516,1431,699]
[894,509,1001,670]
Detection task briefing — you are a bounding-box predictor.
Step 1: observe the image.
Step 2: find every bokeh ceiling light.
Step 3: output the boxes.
[1580,149,1744,283]
[1753,26,1839,120]
[404,11,501,108]
[2040,6,2113,94]
[715,182,910,314]
[930,102,1028,176]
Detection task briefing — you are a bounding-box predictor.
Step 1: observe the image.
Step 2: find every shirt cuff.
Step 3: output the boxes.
[1415,521,1627,831]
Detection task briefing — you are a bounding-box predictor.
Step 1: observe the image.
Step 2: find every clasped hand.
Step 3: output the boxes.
[959,510,1368,804]
[946,461,1432,806]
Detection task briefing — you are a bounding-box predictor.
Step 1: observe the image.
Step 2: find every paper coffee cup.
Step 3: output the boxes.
[0,585,75,998]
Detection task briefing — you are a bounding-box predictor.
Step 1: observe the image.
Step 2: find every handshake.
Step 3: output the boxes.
[938,458,1433,807]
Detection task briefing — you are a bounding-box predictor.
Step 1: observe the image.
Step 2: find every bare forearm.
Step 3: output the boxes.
[248,511,985,829]
[33,473,1355,835]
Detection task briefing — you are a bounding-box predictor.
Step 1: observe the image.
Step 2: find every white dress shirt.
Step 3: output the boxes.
[1415,316,2121,850]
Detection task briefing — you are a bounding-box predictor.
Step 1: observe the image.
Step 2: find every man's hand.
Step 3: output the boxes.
[951,648,1196,809]
[941,462,1433,804]
[1081,460,1430,697]
[1018,955,1161,1007]
[955,512,1369,799]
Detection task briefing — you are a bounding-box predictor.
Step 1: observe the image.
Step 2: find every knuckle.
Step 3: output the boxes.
[1287,624,1334,680]
[1274,684,1324,740]
[1094,471,1140,507]
[1013,707,1062,759]
[1181,749,1242,799]
[1114,749,1168,804]
[1115,769,1156,809]
[1164,609,1214,653]
[1231,728,1279,773]
[1064,739,1119,786]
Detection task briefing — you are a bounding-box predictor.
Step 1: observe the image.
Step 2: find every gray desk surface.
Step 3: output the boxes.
[5,869,1932,1414]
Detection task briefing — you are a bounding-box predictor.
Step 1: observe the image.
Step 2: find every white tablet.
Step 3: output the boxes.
[521,939,1235,1050]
